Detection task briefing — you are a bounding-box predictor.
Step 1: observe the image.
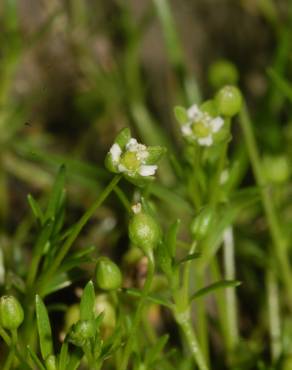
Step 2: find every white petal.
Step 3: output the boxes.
[181,124,192,136]
[109,143,122,163]
[139,165,157,177]
[126,138,138,151]
[118,164,127,173]
[187,104,200,120]
[211,117,224,133]
[198,136,213,146]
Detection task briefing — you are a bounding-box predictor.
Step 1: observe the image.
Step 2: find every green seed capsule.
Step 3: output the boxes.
[215,85,242,117]
[128,212,161,254]
[0,295,24,330]
[95,257,122,291]
[208,60,239,89]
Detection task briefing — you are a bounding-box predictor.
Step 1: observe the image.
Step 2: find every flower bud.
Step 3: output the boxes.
[128,212,161,254]
[45,355,57,370]
[191,207,215,241]
[95,257,122,291]
[208,60,239,89]
[68,319,95,346]
[215,85,242,117]
[0,295,24,330]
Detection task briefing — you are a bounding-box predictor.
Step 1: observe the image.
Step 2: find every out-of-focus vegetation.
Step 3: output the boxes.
[1,0,292,369]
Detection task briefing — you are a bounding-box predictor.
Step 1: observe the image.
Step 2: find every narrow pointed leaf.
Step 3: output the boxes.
[80,280,95,321]
[27,346,46,370]
[44,164,66,222]
[35,295,53,360]
[58,342,69,370]
[27,194,44,224]
[190,280,241,301]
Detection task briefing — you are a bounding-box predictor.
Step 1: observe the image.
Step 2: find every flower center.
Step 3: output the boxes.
[192,121,211,138]
[120,151,140,171]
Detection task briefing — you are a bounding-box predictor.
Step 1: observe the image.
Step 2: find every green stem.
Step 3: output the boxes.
[174,243,208,370]
[3,329,17,370]
[223,227,239,353]
[175,310,208,370]
[266,269,281,362]
[0,328,11,346]
[37,175,121,296]
[120,252,155,370]
[240,106,292,308]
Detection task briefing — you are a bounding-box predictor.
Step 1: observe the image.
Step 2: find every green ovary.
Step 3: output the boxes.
[120,151,140,171]
[192,121,210,138]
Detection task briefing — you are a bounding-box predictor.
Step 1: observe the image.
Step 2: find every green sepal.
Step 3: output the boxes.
[174,106,188,124]
[104,153,119,174]
[200,99,219,117]
[144,146,167,165]
[114,127,131,149]
[123,173,155,187]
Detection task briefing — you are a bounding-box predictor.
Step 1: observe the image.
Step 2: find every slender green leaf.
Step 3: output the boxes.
[27,346,46,370]
[44,164,66,222]
[27,194,44,224]
[123,288,173,309]
[35,295,53,360]
[145,334,169,365]
[58,342,69,370]
[190,280,241,301]
[176,252,201,265]
[80,281,95,321]
[166,219,181,258]
[67,347,83,370]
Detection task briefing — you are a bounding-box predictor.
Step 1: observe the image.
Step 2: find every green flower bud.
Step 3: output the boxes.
[191,207,215,241]
[208,60,239,89]
[0,295,24,330]
[68,319,96,346]
[215,85,242,117]
[95,257,122,291]
[45,355,57,370]
[129,212,161,254]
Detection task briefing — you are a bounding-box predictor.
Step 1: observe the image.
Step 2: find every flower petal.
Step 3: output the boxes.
[187,104,200,120]
[109,143,122,163]
[181,124,192,136]
[198,136,213,146]
[139,165,158,177]
[211,117,224,133]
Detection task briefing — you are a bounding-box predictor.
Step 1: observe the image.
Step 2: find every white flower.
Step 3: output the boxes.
[108,138,158,177]
[181,104,224,146]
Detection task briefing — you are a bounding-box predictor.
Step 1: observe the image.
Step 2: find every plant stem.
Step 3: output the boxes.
[175,310,208,370]
[37,174,121,296]
[223,227,239,353]
[120,252,155,370]
[174,243,209,370]
[240,106,292,308]
[266,269,281,362]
